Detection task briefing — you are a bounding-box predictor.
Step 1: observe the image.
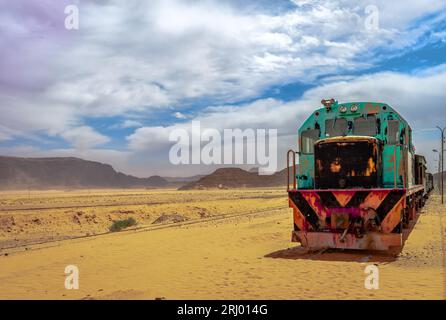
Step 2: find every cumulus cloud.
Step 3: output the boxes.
[1,0,445,144]
[173,112,188,119]
[0,126,13,141]
[0,132,11,142]
[110,120,143,129]
[1,1,446,176]
[128,65,446,148]
[128,126,177,152]
[127,65,446,175]
[61,126,110,150]
[302,68,446,128]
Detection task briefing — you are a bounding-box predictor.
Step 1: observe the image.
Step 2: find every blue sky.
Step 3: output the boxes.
[1,0,446,176]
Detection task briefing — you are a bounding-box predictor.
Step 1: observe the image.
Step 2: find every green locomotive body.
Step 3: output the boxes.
[287,100,428,250]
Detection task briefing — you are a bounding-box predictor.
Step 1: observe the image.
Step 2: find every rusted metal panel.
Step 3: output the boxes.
[314,138,380,189]
[331,212,350,229]
[289,198,305,231]
[301,191,328,226]
[361,190,391,210]
[331,191,355,207]
[293,231,402,251]
[380,198,404,233]
[288,188,406,249]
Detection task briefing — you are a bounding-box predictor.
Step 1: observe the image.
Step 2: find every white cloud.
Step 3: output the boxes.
[1,1,446,176]
[4,56,446,178]
[110,120,143,129]
[173,112,188,119]
[61,126,110,150]
[126,65,446,175]
[0,125,13,141]
[128,126,181,152]
[0,132,11,142]
[302,68,446,128]
[1,0,445,145]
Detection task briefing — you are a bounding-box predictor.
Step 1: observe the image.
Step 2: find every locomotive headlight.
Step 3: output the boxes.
[339,106,348,113]
[351,105,359,112]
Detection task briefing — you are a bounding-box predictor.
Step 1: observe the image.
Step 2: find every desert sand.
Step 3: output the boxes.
[0,189,445,300]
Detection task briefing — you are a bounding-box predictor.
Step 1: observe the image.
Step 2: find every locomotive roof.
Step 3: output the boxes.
[316,136,378,144]
[299,101,412,134]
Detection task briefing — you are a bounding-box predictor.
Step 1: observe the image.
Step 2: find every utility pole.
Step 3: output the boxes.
[434,149,441,192]
[436,126,446,204]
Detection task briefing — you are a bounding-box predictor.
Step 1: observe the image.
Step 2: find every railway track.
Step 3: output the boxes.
[0,194,284,213]
[0,205,289,253]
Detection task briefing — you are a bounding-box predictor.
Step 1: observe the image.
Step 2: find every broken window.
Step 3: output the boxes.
[387,120,400,145]
[300,129,320,154]
[353,115,377,136]
[325,118,347,137]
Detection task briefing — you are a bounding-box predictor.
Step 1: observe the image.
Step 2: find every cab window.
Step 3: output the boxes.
[387,120,399,145]
[301,129,320,154]
[353,115,377,136]
[325,118,347,137]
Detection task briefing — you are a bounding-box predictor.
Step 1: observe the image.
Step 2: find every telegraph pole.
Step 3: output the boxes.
[434,149,440,192]
[436,126,446,204]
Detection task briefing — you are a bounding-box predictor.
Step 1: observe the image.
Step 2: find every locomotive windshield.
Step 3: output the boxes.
[314,138,380,189]
[325,118,347,137]
[353,115,377,136]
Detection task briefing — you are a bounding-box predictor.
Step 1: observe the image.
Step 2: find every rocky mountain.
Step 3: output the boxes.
[178,167,290,190]
[0,156,168,189]
[162,175,205,184]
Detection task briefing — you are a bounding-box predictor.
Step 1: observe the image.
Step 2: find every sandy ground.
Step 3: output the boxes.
[0,188,283,249]
[0,189,445,300]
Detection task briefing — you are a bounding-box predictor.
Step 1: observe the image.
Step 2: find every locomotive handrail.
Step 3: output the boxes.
[287,150,298,191]
[403,145,408,189]
[393,145,397,188]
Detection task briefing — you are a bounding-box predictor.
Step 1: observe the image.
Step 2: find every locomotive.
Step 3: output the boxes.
[287,99,431,251]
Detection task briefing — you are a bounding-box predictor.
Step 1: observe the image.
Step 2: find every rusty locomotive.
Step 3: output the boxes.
[287,99,431,251]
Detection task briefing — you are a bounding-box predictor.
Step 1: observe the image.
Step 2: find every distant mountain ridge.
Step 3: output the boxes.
[179,167,289,190]
[162,175,206,183]
[0,156,168,189]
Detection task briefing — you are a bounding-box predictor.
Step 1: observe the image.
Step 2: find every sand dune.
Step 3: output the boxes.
[0,189,444,300]
[0,188,284,249]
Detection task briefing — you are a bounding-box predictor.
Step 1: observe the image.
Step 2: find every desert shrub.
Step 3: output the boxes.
[109,217,137,232]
